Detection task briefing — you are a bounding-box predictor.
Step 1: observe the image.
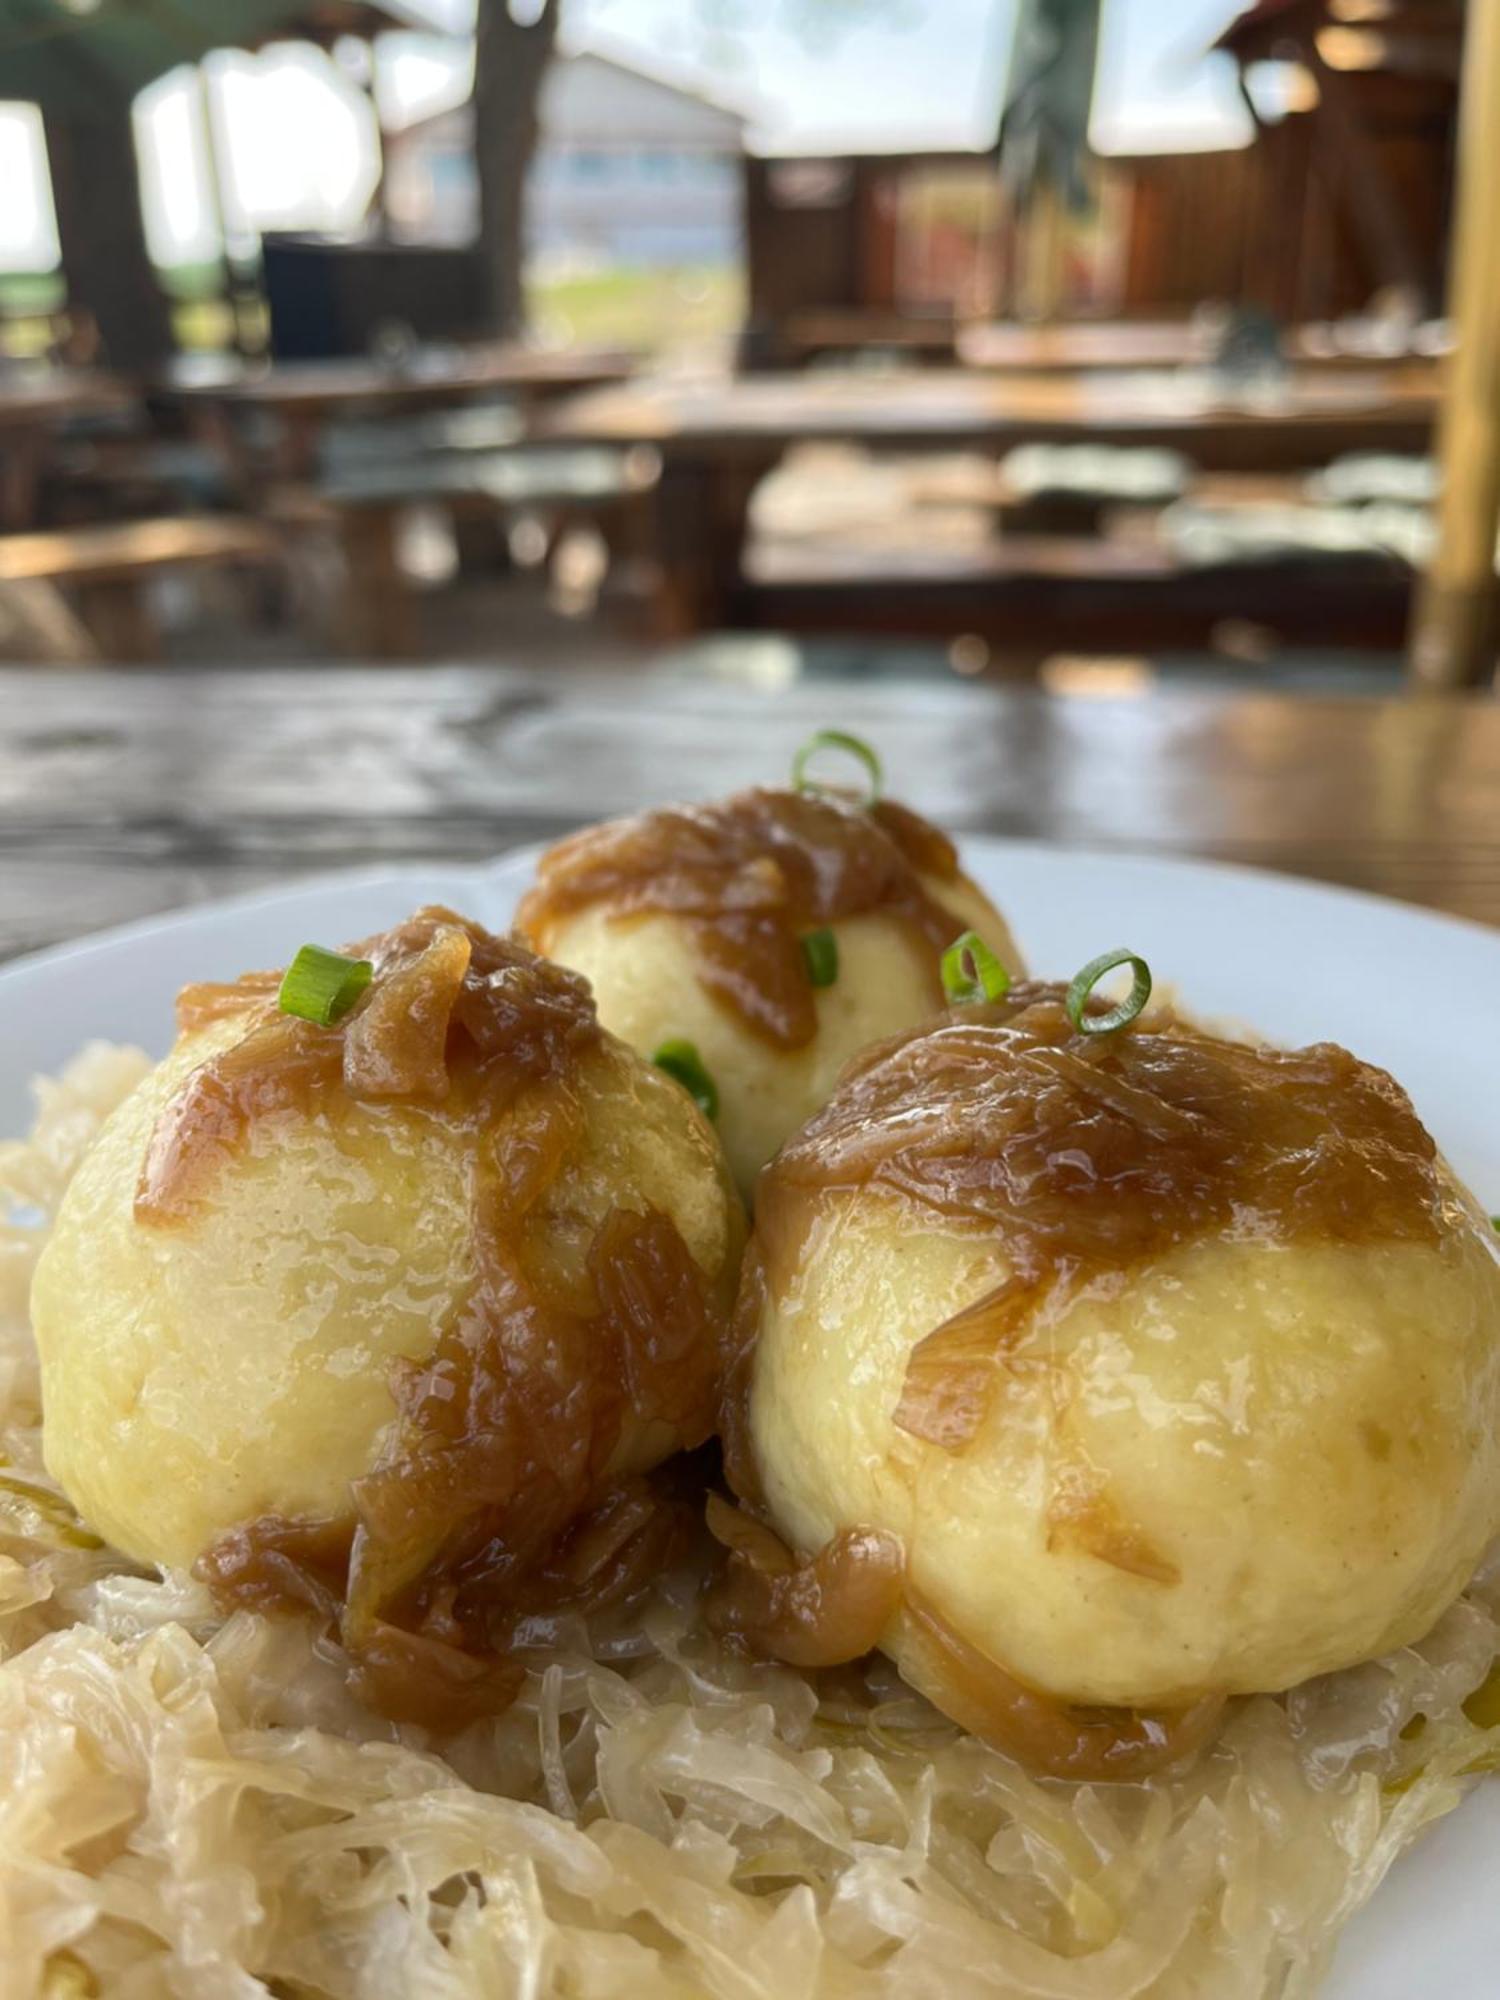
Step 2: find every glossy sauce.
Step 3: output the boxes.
[720,985,1451,1777]
[757,983,1447,1453]
[517,787,964,1049]
[702,1491,904,1669]
[144,910,728,1728]
[705,1459,1223,1779]
[900,1589,1226,1781]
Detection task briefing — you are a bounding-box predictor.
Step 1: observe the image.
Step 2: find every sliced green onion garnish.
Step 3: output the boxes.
[277,944,374,1027]
[801,926,839,988]
[941,930,1010,1005]
[791,728,883,805]
[1065,948,1152,1037]
[653,1038,719,1121]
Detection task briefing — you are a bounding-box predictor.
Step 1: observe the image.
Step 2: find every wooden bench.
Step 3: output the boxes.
[0,516,278,661]
[281,445,662,657]
[738,533,1415,665]
[992,445,1192,537]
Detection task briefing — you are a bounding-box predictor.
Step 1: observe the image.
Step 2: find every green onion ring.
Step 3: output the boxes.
[1065,948,1153,1037]
[652,1038,720,1121]
[791,729,883,805]
[941,930,1011,1005]
[278,944,374,1027]
[801,927,839,988]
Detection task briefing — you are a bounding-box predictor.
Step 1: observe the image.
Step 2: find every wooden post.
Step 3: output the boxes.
[473,0,560,340]
[42,92,176,374]
[1409,0,1500,689]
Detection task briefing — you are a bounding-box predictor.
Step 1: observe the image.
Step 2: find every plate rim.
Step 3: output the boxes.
[1,835,1494,995]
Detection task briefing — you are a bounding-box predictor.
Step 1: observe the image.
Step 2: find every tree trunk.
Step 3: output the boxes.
[43,92,175,375]
[473,0,560,341]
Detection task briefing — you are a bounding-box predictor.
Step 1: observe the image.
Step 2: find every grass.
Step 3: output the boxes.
[0,271,64,314]
[0,261,250,358]
[528,263,744,353]
[1,258,744,360]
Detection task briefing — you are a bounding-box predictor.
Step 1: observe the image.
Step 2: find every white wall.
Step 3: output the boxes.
[385,52,745,269]
[539,53,743,153]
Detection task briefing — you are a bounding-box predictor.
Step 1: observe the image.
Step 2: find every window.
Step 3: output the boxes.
[1089,0,1253,155]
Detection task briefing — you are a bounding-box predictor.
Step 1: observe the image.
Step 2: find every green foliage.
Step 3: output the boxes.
[530,262,744,353]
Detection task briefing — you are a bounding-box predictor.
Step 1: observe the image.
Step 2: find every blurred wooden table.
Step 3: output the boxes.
[544,368,1440,630]
[959,320,1213,373]
[777,316,1450,374]
[548,365,1439,460]
[779,309,960,364]
[0,664,1496,964]
[159,344,636,482]
[957,320,1451,374]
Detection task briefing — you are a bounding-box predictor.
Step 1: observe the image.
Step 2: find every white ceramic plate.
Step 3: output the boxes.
[2,838,1497,1997]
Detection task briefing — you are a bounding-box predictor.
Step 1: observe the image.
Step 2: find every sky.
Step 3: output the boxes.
[0,0,1255,272]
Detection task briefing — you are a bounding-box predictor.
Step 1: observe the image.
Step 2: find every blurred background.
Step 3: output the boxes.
[0,0,1495,694]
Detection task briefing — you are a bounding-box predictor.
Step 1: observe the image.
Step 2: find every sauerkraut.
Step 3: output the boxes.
[4,1045,1500,2000]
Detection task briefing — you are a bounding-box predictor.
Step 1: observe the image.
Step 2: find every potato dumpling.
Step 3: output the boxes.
[742,985,1500,1748]
[32,911,744,1713]
[518,783,1022,1197]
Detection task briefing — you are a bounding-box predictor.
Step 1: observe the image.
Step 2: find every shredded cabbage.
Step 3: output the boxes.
[3,1045,1499,1999]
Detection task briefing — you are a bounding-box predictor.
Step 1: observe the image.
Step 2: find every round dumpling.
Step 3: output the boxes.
[737,983,1500,1771]
[517,783,1022,1197]
[32,910,745,1720]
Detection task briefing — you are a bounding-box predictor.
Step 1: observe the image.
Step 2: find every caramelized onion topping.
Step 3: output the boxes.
[702,1493,904,1669]
[142,910,599,1222]
[150,910,729,1729]
[901,1589,1226,1782]
[754,983,1449,1454]
[517,787,963,1049]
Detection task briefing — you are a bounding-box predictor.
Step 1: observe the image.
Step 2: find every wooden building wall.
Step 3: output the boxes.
[1111,132,1328,319]
[743,70,1456,348]
[1111,78,1455,322]
[743,157,905,328]
[745,157,850,326]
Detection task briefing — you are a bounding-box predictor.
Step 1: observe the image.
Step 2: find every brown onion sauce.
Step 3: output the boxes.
[900,1588,1226,1781]
[517,788,964,1049]
[702,1492,905,1670]
[702,1428,1223,1782]
[709,984,1451,1778]
[142,909,730,1728]
[757,982,1447,1456]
